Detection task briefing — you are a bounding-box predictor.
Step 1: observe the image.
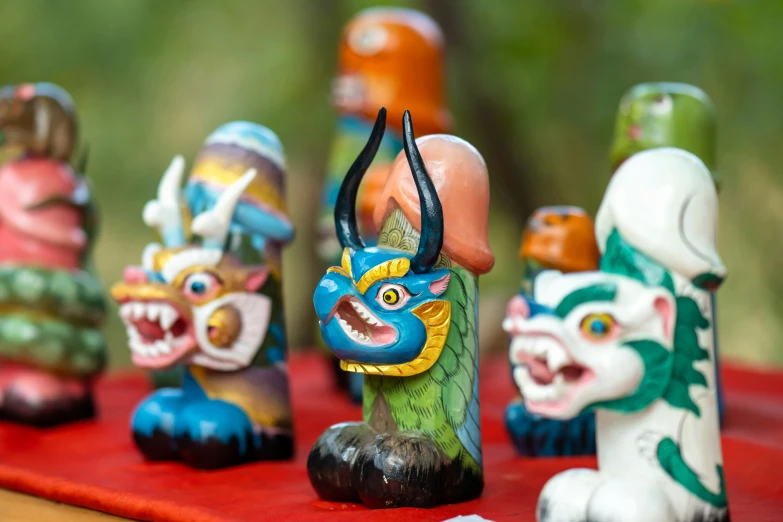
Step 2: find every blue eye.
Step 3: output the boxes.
[183,272,218,299]
[580,313,616,340]
[590,319,606,334]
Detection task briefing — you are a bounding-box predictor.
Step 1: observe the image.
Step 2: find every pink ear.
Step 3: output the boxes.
[654,295,674,340]
[429,274,451,295]
[506,295,530,319]
[245,267,269,292]
[123,266,149,284]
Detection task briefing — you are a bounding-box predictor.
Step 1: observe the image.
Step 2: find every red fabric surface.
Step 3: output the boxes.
[0,354,782,521]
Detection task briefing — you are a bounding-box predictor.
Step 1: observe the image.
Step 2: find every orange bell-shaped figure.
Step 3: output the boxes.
[520,206,600,274]
[374,134,494,275]
[357,163,389,238]
[335,7,451,137]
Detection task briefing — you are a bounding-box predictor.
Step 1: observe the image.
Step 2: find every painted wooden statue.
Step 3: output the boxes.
[610,82,725,425]
[309,109,492,508]
[505,148,728,522]
[318,7,450,402]
[506,206,601,457]
[112,122,294,469]
[0,82,106,427]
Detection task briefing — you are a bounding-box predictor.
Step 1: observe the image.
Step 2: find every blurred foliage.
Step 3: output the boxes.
[1,0,781,368]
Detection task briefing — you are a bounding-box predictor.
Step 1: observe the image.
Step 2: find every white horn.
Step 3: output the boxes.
[142,155,187,247]
[191,168,257,248]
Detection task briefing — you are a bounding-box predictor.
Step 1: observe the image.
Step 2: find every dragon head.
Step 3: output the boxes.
[314,108,451,377]
[111,157,271,371]
[503,270,676,420]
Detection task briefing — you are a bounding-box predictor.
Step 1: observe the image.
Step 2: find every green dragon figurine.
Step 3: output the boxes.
[308,109,493,508]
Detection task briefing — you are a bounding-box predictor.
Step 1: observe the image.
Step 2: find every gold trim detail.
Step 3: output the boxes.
[340,300,451,377]
[355,257,410,295]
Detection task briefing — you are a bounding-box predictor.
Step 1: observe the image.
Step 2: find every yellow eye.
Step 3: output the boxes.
[382,289,400,305]
[580,313,616,340]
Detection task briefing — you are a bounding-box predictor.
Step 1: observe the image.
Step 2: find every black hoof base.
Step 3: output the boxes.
[178,432,255,470]
[0,391,95,428]
[307,422,483,509]
[354,431,446,509]
[307,422,376,503]
[133,429,180,462]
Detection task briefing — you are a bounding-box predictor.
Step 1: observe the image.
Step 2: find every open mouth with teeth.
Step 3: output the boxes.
[325,296,396,346]
[510,334,595,417]
[118,300,195,368]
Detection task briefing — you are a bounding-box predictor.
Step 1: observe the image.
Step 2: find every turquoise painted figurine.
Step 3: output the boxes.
[308,109,493,508]
[505,148,728,522]
[0,82,106,427]
[506,206,601,457]
[112,122,294,469]
[318,7,450,403]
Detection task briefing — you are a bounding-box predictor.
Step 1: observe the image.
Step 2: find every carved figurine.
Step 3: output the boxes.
[318,7,450,402]
[0,82,78,162]
[111,122,294,470]
[0,83,106,427]
[610,82,725,425]
[610,83,716,177]
[506,206,601,457]
[505,148,728,522]
[149,122,295,390]
[309,109,492,508]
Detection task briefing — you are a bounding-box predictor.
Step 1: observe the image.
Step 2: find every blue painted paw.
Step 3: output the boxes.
[505,400,596,457]
[178,399,257,470]
[131,388,187,461]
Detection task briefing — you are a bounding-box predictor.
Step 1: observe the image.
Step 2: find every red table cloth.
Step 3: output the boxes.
[0,354,782,521]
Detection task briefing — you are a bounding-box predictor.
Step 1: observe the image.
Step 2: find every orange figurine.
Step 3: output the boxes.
[519,206,600,295]
[317,7,451,401]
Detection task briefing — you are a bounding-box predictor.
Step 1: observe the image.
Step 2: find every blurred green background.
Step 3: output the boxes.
[2,0,781,368]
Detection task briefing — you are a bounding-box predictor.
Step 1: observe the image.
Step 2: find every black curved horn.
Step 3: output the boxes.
[334,107,387,250]
[403,110,444,274]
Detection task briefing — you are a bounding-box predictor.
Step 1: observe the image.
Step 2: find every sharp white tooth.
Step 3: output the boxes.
[147,344,160,357]
[502,318,514,332]
[512,365,532,392]
[547,346,570,373]
[552,373,566,396]
[529,338,545,356]
[146,303,161,321]
[120,304,133,321]
[165,331,174,344]
[358,333,367,341]
[367,316,378,326]
[160,305,177,331]
[132,302,145,320]
[339,319,348,326]
[155,340,171,354]
[126,325,140,342]
[129,339,146,356]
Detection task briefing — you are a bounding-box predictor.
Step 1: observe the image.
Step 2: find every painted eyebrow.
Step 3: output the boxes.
[355,258,411,294]
[555,283,617,318]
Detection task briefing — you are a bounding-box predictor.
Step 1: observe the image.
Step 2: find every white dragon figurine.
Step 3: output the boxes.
[505,148,729,522]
